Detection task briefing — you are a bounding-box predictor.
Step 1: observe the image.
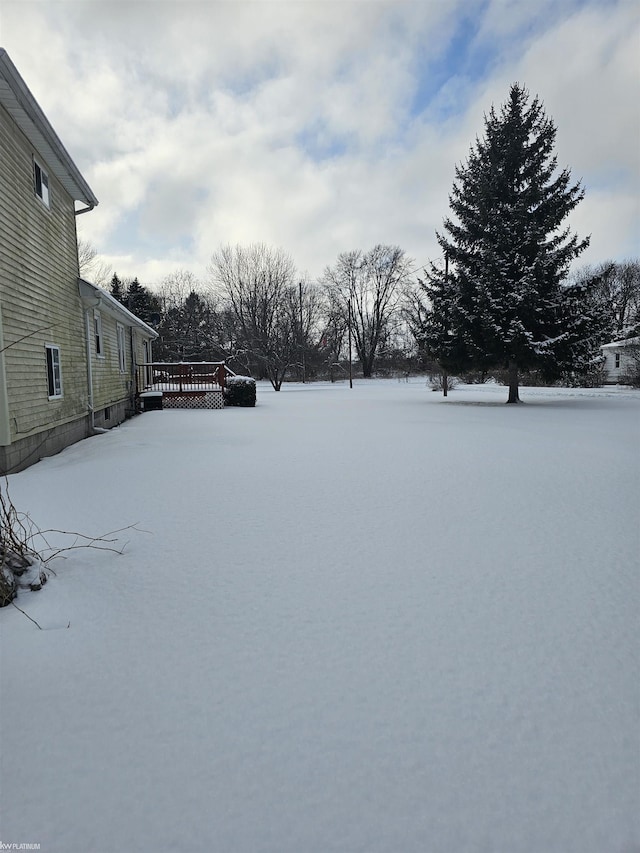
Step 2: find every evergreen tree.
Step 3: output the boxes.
[124,278,161,326]
[414,256,483,391]
[181,290,214,360]
[554,278,615,385]
[110,273,125,304]
[437,83,590,402]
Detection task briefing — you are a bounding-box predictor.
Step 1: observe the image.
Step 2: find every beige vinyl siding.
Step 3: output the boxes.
[0,101,88,443]
[133,329,152,372]
[90,311,135,410]
[0,300,10,444]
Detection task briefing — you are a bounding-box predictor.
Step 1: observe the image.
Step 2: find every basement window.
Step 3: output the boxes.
[45,344,62,399]
[34,159,50,207]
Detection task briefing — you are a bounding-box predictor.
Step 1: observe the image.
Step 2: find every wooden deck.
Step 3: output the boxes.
[136,362,235,409]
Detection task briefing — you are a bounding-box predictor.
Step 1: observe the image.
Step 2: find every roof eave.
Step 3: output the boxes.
[78,279,158,339]
[0,48,98,208]
[601,337,640,349]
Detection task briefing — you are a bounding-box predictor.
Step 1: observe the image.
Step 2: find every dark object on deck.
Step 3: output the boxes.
[224,376,257,407]
[140,391,163,411]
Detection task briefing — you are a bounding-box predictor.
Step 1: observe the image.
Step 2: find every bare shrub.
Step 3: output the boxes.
[1,477,140,618]
[426,372,458,392]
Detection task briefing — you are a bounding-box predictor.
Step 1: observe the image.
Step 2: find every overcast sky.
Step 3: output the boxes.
[1,0,638,287]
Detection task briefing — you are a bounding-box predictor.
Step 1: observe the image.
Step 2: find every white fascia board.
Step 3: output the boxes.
[0,48,98,208]
[78,279,158,339]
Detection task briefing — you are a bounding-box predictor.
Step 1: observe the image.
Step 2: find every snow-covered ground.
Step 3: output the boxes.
[1,379,639,853]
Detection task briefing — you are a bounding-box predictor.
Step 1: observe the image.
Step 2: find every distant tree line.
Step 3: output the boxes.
[102,245,419,390]
[99,250,639,394]
[80,83,640,395]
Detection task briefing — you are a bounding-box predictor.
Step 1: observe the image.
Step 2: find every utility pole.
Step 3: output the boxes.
[347,298,353,389]
[299,281,305,383]
[443,252,449,398]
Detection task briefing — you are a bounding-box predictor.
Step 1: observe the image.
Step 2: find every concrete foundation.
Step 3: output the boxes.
[0,399,131,474]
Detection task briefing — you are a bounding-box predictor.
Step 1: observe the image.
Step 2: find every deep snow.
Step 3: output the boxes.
[1,379,639,853]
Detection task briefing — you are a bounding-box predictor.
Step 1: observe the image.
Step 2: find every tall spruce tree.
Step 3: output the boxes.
[125,278,161,326]
[437,83,590,402]
[110,273,125,304]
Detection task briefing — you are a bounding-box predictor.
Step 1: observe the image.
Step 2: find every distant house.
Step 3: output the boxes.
[600,337,640,384]
[0,49,156,473]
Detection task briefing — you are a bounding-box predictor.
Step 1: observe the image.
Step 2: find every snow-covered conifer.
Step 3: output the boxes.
[436,83,590,402]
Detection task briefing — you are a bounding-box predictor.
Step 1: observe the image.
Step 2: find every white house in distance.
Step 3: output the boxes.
[600,337,639,384]
[0,49,156,474]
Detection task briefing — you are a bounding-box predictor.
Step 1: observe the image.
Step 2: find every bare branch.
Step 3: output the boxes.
[1,478,149,621]
[10,600,43,629]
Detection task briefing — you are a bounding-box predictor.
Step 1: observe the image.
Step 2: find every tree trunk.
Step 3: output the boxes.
[270,369,283,391]
[506,360,521,403]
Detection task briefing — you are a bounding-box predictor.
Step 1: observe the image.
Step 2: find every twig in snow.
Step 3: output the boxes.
[10,600,42,630]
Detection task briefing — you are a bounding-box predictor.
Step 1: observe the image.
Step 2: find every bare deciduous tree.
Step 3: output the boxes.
[589,260,640,335]
[288,278,326,381]
[77,239,112,286]
[322,245,414,377]
[156,270,202,310]
[208,244,298,390]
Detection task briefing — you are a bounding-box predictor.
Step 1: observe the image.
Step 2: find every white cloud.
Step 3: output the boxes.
[473,1,640,265]
[1,0,637,286]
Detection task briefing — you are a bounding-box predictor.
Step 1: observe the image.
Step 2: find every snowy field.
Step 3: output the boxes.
[1,379,639,853]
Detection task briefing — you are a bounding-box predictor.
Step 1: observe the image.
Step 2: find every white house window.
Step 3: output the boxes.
[45,345,62,398]
[117,323,126,373]
[615,353,621,369]
[34,159,50,207]
[143,338,152,386]
[94,310,104,357]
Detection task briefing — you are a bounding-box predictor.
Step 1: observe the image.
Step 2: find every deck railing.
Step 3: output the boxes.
[136,362,234,395]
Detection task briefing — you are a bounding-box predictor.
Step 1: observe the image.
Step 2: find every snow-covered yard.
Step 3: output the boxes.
[1,379,639,853]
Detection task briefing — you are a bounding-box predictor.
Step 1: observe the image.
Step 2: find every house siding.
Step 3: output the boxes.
[89,310,136,417]
[133,329,152,376]
[0,300,10,445]
[601,343,638,383]
[1,53,158,474]
[0,100,88,461]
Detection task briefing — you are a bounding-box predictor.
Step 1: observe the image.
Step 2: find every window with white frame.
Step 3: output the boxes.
[94,310,104,357]
[615,353,621,369]
[117,323,126,373]
[142,338,152,385]
[45,344,62,398]
[33,159,50,207]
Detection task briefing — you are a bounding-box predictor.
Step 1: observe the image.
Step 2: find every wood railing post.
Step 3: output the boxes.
[136,362,230,397]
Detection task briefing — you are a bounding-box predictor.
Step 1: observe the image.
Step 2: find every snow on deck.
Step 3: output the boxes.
[1,379,639,853]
